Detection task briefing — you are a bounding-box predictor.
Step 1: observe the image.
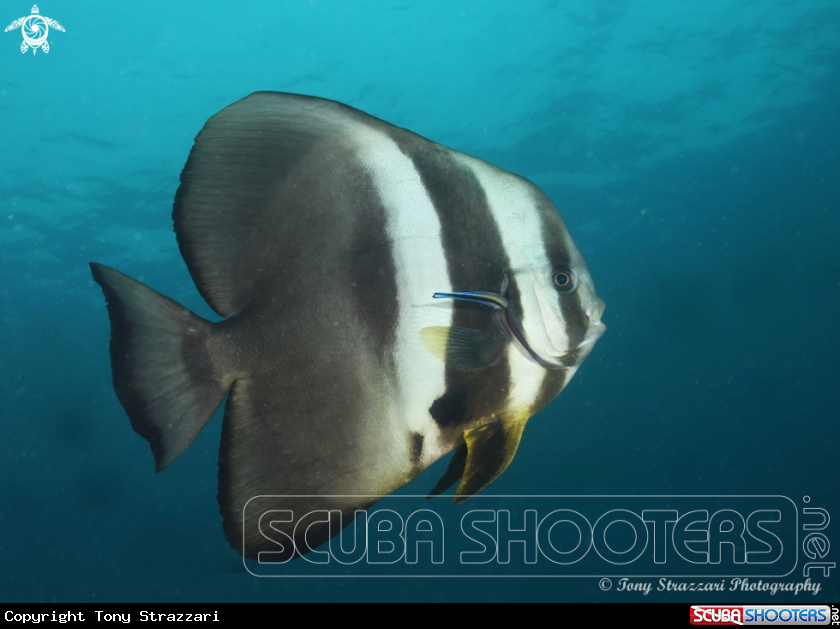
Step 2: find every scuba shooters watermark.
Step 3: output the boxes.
[689,605,835,625]
[240,494,834,586]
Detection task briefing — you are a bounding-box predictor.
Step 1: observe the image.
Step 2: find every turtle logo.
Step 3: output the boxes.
[5,5,64,55]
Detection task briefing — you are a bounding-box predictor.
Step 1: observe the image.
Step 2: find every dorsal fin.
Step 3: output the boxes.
[173,92,395,317]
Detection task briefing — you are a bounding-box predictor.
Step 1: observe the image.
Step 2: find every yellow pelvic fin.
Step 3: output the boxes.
[453,413,529,505]
[427,442,468,499]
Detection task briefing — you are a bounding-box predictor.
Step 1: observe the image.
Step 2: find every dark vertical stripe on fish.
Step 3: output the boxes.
[531,369,569,416]
[346,169,399,369]
[397,139,515,431]
[410,432,425,465]
[533,189,587,349]
[560,290,587,350]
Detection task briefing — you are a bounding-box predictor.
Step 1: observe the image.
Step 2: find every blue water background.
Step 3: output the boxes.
[1,0,838,602]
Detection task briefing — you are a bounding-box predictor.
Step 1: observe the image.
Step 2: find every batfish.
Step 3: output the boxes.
[90,92,606,559]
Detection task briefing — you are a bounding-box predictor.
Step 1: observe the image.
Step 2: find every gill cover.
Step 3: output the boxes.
[427,287,576,370]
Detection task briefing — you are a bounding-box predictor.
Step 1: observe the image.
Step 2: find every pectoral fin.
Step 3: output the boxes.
[453,416,528,505]
[420,326,507,370]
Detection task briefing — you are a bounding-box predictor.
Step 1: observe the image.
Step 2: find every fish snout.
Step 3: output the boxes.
[583,298,607,346]
[586,298,606,324]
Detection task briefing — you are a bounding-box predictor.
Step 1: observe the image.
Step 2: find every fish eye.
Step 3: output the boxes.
[552,270,577,292]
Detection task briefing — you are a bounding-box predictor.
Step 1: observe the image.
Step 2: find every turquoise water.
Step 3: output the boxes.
[1,0,838,602]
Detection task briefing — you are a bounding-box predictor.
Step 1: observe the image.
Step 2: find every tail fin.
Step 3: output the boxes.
[90,263,232,472]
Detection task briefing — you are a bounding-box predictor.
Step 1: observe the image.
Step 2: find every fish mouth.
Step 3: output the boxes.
[432,287,606,371]
[506,308,605,370]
